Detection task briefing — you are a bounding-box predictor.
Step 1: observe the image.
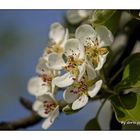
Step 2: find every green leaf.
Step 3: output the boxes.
[122,124,140,130]
[110,92,140,123]
[104,11,121,35]
[92,10,116,25]
[116,53,140,92]
[85,117,101,130]
[62,105,80,115]
[129,10,140,20]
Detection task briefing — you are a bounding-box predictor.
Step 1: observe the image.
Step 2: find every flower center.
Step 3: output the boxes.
[52,44,64,54]
[70,75,95,95]
[64,55,84,79]
[40,74,53,86]
[85,37,108,67]
[45,44,64,54]
[43,101,57,114]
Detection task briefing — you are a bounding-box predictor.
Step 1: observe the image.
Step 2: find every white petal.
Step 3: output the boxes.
[95,25,114,47]
[61,29,69,48]
[42,106,59,129]
[52,72,74,88]
[64,39,80,57]
[37,94,57,104]
[49,22,65,43]
[63,87,79,103]
[75,24,97,45]
[86,62,97,80]
[78,10,91,18]
[72,94,88,110]
[66,10,85,24]
[27,77,49,96]
[88,80,103,98]
[95,53,108,71]
[78,63,86,81]
[66,10,91,24]
[47,53,65,70]
[36,57,49,75]
[33,100,48,118]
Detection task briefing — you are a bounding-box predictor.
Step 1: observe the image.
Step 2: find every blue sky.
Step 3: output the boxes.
[0,10,100,130]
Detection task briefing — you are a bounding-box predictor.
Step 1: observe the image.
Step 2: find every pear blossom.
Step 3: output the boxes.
[66,10,92,24]
[76,24,114,70]
[63,75,103,110]
[33,94,59,129]
[28,57,61,96]
[44,22,69,70]
[28,76,50,97]
[51,38,87,88]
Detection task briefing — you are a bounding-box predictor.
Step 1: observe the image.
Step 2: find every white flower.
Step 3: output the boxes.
[51,38,87,88]
[28,76,50,97]
[63,75,103,110]
[66,10,92,24]
[76,24,114,70]
[45,22,69,70]
[36,57,61,77]
[33,94,59,129]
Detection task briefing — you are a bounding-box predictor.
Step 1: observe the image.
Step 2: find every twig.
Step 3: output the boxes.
[0,113,42,130]
[0,97,42,130]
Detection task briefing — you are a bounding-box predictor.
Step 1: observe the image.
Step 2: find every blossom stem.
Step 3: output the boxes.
[109,67,124,85]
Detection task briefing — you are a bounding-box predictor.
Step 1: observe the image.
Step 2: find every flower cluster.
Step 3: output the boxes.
[28,21,113,129]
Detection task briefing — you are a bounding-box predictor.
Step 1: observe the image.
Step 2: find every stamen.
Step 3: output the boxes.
[43,101,56,114]
[85,37,108,67]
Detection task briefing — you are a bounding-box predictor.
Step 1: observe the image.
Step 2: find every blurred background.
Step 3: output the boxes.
[0,10,112,130]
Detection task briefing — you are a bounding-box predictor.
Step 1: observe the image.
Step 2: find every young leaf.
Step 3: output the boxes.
[92,10,116,25]
[115,53,140,92]
[110,92,140,123]
[85,117,101,130]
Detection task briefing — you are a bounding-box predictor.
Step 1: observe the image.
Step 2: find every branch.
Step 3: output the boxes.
[0,97,42,130]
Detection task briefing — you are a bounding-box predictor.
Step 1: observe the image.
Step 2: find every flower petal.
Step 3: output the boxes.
[95,53,108,71]
[36,57,49,75]
[66,10,91,24]
[75,24,97,45]
[63,87,79,103]
[95,25,114,47]
[88,80,103,98]
[61,29,69,48]
[86,62,97,80]
[52,72,74,88]
[37,94,56,104]
[49,22,65,43]
[47,53,65,70]
[27,77,49,96]
[78,10,91,18]
[66,10,85,24]
[42,106,59,129]
[33,100,48,118]
[65,39,80,56]
[72,94,88,110]
[78,63,86,81]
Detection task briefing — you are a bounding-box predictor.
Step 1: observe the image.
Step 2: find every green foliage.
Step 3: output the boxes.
[85,117,101,130]
[104,11,121,35]
[62,105,80,115]
[92,10,121,35]
[122,124,140,130]
[92,10,116,25]
[115,53,140,92]
[110,92,140,123]
[129,10,140,20]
